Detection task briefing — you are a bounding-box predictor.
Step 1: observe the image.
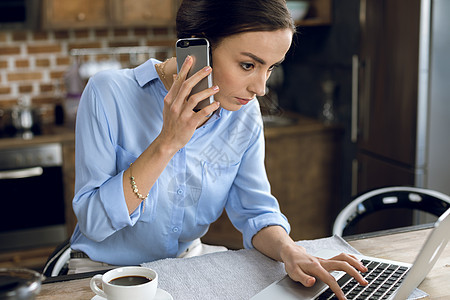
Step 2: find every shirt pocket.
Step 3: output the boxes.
[195,160,241,225]
[115,145,157,223]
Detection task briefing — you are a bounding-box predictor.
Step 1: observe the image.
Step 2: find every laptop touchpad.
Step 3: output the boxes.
[276,275,328,298]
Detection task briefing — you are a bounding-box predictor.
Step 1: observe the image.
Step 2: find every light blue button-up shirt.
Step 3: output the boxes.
[70,59,290,265]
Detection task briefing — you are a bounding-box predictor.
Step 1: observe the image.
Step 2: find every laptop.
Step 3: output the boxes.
[251,207,450,300]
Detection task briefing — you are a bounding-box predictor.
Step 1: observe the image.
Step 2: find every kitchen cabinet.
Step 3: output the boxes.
[42,0,179,30]
[62,141,77,236]
[42,0,111,30]
[355,0,421,186]
[111,0,177,27]
[202,115,342,249]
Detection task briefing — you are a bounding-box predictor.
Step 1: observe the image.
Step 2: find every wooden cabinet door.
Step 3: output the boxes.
[356,152,415,193]
[42,0,110,29]
[112,0,176,27]
[357,0,421,166]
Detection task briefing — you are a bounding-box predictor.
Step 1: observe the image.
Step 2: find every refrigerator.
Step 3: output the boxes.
[351,0,450,230]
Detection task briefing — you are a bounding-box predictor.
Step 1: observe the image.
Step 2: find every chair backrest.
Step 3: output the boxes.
[333,186,450,236]
[42,239,71,277]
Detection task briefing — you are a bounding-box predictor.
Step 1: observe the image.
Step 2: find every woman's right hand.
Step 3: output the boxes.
[122,56,220,214]
[157,56,220,154]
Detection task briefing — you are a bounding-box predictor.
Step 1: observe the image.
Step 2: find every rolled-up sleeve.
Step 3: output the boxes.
[225,120,290,249]
[72,76,142,242]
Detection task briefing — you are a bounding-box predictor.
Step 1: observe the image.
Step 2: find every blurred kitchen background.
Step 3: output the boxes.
[0,0,449,272]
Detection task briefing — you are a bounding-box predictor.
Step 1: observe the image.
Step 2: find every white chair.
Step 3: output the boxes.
[333,186,450,236]
[42,239,71,277]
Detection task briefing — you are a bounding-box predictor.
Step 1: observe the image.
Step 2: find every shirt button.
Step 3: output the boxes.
[172,227,179,233]
[177,189,184,195]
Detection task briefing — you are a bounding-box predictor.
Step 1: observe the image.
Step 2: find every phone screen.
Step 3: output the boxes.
[176,38,214,112]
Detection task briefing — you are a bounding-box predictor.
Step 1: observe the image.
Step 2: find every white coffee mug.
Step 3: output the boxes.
[90,266,158,300]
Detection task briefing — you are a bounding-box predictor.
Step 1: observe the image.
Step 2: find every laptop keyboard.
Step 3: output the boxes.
[316,259,410,300]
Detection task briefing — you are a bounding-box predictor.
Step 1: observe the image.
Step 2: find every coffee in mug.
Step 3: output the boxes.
[109,275,152,286]
[90,266,158,300]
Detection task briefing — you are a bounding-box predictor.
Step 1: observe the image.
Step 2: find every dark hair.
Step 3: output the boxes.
[176,0,296,48]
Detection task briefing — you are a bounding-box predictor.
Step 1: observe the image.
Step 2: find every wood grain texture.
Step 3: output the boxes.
[36,228,450,299]
[37,278,93,300]
[349,228,450,299]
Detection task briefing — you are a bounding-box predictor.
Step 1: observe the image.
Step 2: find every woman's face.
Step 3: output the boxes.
[211,29,293,111]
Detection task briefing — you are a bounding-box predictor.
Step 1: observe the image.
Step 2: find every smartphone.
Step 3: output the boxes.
[176,38,214,112]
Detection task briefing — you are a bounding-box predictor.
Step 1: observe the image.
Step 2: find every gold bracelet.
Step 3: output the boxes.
[129,163,148,212]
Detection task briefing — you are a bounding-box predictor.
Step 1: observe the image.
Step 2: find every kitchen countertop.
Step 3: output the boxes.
[0,111,325,145]
[0,113,337,149]
[0,125,75,149]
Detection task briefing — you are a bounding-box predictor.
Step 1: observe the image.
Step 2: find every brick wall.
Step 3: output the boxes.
[0,27,176,122]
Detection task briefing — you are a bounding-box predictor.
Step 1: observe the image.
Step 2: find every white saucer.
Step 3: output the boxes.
[91,288,173,300]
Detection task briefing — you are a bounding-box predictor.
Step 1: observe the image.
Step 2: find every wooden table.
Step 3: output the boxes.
[36,227,450,299]
[347,227,450,299]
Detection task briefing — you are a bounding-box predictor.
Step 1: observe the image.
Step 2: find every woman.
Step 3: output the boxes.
[69,0,367,298]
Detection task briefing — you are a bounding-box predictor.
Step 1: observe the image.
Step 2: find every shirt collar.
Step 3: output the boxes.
[208,107,222,122]
[134,59,161,87]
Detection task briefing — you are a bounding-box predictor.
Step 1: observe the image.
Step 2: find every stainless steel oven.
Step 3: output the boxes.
[0,143,67,251]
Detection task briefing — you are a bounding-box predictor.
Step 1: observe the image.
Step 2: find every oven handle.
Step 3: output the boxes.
[0,167,44,179]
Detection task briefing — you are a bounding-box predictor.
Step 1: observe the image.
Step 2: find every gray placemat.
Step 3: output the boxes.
[142,235,427,300]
